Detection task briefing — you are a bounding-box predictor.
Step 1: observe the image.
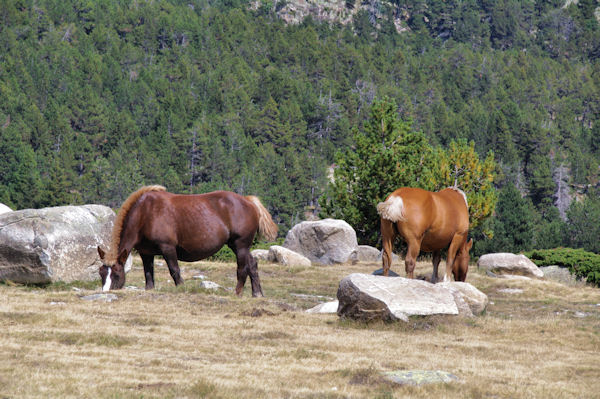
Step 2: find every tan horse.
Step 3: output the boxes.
[377,187,472,282]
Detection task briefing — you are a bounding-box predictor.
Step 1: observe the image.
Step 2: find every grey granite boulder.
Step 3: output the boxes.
[0,205,130,284]
[268,245,312,267]
[283,218,358,265]
[357,245,380,262]
[251,249,271,261]
[478,253,543,278]
[337,273,488,322]
[540,265,579,285]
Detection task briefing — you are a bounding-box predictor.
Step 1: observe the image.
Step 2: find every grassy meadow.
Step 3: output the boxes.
[1,257,599,398]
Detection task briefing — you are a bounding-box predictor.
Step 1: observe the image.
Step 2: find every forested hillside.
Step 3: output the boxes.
[1,0,599,252]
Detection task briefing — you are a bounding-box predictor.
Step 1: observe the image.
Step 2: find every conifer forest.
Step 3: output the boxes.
[1,0,599,255]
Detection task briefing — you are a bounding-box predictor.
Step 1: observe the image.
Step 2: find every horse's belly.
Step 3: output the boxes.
[420,233,453,252]
[176,249,216,262]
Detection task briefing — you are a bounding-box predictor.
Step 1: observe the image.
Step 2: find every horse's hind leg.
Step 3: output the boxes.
[231,238,263,297]
[405,241,421,279]
[140,253,155,290]
[380,219,396,277]
[431,250,441,283]
[159,244,184,286]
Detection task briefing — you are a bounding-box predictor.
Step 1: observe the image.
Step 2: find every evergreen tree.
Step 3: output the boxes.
[474,183,534,254]
[320,97,436,244]
[432,139,498,229]
[564,189,600,253]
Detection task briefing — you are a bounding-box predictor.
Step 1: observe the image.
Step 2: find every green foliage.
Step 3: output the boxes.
[320,97,436,244]
[474,183,533,255]
[0,0,598,248]
[432,139,497,229]
[207,238,284,262]
[321,99,498,245]
[564,190,600,253]
[526,248,600,286]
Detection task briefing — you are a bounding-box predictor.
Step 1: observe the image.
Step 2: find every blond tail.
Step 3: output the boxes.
[246,196,278,241]
[376,195,406,223]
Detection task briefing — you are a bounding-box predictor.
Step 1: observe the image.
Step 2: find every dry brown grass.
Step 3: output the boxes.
[1,257,599,398]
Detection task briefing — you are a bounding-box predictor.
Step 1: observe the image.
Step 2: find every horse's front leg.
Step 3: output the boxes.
[159,244,184,286]
[431,250,441,283]
[444,235,466,282]
[140,253,155,290]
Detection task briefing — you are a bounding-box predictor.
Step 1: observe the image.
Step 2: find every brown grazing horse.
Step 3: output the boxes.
[97,186,278,296]
[377,187,473,282]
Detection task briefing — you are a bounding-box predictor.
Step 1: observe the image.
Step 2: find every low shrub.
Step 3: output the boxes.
[207,238,283,262]
[525,248,600,286]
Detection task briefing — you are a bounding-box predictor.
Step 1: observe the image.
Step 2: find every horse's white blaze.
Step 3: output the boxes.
[376,195,406,223]
[102,267,112,292]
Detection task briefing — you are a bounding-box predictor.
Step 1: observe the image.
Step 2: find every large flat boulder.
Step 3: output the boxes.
[283,218,358,265]
[337,273,488,322]
[477,253,543,278]
[0,205,129,284]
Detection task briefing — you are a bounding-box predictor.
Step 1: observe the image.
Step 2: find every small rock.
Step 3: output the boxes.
[498,288,524,294]
[193,274,207,280]
[498,275,532,281]
[573,311,587,318]
[200,281,220,290]
[383,370,459,386]
[49,301,66,306]
[306,300,339,314]
[268,246,312,267]
[242,308,276,317]
[291,293,334,301]
[371,268,400,277]
[478,253,543,278]
[357,245,381,262]
[540,266,579,285]
[251,249,270,261]
[125,285,140,290]
[80,293,118,302]
[71,287,82,292]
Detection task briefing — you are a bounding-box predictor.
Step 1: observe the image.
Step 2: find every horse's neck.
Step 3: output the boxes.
[117,207,142,256]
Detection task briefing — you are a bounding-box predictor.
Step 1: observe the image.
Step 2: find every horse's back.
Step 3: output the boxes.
[432,188,469,232]
[138,190,258,242]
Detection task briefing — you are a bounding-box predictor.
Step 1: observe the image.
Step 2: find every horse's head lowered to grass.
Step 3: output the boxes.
[97,246,127,291]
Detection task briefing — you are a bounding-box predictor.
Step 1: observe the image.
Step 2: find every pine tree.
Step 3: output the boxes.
[320,97,436,244]
[432,139,498,229]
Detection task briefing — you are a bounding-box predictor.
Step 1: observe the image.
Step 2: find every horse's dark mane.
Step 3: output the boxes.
[105,185,166,264]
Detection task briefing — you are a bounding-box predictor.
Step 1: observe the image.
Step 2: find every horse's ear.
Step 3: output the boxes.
[97,247,106,260]
[466,238,473,251]
[117,249,129,265]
